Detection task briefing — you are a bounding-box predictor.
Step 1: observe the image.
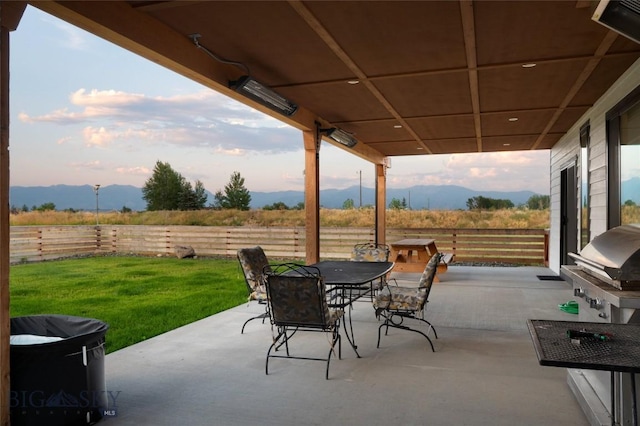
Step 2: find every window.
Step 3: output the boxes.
[580,122,590,249]
[607,86,640,227]
[620,104,640,225]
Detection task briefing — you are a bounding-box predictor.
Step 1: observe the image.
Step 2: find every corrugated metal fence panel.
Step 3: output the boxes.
[9,225,548,265]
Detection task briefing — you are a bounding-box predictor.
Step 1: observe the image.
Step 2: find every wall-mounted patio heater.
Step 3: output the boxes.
[592,0,640,44]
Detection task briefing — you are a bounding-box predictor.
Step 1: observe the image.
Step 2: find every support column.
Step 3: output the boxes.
[0,24,8,426]
[375,163,387,245]
[1,4,27,423]
[303,130,320,264]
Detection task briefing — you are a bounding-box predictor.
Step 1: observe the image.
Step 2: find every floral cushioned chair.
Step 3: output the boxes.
[373,252,441,352]
[350,242,390,263]
[350,243,391,300]
[237,246,272,334]
[264,263,344,380]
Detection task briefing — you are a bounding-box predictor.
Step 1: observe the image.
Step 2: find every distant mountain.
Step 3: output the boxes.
[10,185,149,211]
[249,190,307,209]
[266,185,539,210]
[10,184,548,211]
[622,177,640,204]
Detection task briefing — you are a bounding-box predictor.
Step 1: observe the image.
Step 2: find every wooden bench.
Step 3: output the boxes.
[390,239,454,282]
[436,252,454,279]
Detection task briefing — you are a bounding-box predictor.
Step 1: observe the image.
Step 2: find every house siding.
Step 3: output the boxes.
[549,57,640,273]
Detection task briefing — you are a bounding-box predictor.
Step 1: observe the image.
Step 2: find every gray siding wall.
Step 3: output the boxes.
[549,57,640,273]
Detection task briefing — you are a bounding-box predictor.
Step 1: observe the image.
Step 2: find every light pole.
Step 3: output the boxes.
[93,184,101,225]
[358,170,362,208]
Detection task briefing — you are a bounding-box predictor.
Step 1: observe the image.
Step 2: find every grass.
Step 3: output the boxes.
[10,256,248,353]
[10,207,554,229]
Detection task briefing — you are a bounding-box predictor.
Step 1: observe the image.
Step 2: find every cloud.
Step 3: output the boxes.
[468,167,498,179]
[447,151,547,168]
[384,151,551,194]
[70,89,145,107]
[387,172,450,188]
[214,147,246,156]
[66,161,151,179]
[83,126,114,147]
[281,172,305,187]
[56,136,72,145]
[115,166,151,176]
[18,89,302,154]
[47,17,90,51]
[19,109,83,125]
[321,174,354,189]
[68,160,103,170]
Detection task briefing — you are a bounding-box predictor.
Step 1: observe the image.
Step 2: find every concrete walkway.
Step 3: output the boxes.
[101,266,589,426]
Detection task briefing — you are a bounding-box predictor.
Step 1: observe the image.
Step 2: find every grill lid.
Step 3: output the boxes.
[569,224,640,282]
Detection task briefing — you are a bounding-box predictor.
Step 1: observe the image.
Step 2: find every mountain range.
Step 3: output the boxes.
[9,184,554,211]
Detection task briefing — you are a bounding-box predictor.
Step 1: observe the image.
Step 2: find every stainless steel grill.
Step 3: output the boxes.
[569,224,640,290]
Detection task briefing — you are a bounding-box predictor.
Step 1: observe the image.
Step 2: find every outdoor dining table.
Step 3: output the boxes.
[527,319,640,426]
[306,260,394,358]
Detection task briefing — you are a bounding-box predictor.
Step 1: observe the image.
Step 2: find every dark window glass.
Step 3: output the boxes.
[607,86,640,227]
[620,103,640,225]
[580,123,590,249]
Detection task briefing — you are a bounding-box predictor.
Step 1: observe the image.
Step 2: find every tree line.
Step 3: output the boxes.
[142,161,251,211]
[465,195,549,211]
[375,194,549,211]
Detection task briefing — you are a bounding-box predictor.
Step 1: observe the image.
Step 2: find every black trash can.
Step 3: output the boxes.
[10,315,109,426]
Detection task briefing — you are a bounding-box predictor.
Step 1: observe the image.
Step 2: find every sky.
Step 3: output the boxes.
[9,6,550,195]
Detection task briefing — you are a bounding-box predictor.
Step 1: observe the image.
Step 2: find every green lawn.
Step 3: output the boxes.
[10,256,247,353]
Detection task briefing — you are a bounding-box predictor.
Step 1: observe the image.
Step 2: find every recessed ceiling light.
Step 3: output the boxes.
[522,63,537,68]
[508,117,518,122]
[503,143,511,146]
[347,80,360,85]
[417,147,424,150]
[393,125,403,128]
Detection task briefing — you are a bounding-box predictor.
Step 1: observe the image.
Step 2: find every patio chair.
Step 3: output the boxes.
[373,252,442,352]
[350,242,391,300]
[264,263,343,380]
[351,242,390,263]
[237,246,272,334]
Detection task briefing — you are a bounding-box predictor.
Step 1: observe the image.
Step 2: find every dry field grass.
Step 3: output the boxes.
[10,208,552,229]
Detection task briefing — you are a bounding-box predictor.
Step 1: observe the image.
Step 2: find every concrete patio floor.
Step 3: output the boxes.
[101,265,589,426]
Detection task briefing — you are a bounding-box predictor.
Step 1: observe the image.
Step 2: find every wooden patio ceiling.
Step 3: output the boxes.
[30,1,640,165]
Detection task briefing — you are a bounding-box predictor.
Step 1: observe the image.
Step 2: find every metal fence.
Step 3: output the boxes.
[9,225,549,265]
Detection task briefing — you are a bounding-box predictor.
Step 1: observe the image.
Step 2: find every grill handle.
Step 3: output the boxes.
[568,252,604,271]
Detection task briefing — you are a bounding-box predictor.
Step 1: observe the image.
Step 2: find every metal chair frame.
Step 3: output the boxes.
[265,263,342,380]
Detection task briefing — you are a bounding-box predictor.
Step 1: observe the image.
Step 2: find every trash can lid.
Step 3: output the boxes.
[10,314,109,344]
